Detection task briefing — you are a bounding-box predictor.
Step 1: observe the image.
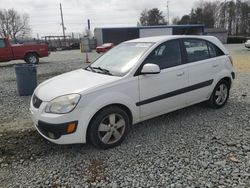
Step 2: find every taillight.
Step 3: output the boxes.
[228,55,234,66]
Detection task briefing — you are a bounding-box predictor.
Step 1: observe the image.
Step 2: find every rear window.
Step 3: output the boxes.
[184,39,210,63]
[0,39,5,48]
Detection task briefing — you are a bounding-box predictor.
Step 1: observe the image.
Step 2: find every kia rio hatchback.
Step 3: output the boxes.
[30,35,235,149]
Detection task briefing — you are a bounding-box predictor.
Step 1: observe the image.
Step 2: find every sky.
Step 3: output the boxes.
[0,0,211,38]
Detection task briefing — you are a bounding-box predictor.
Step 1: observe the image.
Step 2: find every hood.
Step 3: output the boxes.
[35,69,120,101]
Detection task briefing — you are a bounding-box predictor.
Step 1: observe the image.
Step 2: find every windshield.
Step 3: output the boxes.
[91,42,153,76]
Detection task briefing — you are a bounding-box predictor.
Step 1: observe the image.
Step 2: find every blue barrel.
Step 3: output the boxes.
[14,64,37,96]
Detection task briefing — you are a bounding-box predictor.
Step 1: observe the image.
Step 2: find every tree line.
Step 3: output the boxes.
[139,0,250,36]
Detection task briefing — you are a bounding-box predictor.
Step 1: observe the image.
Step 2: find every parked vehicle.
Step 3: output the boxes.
[96,43,114,53]
[245,40,250,48]
[30,35,235,149]
[0,38,49,64]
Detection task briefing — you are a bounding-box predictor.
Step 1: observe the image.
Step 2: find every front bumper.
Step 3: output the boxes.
[30,95,97,144]
[37,120,78,139]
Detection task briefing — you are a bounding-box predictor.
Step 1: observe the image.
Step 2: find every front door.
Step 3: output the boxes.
[137,39,188,119]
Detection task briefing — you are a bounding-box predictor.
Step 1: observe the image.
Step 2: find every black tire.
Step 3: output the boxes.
[207,80,230,108]
[88,106,130,149]
[25,53,39,64]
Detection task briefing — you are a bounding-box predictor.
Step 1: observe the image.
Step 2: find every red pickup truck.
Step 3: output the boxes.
[0,38,49,64]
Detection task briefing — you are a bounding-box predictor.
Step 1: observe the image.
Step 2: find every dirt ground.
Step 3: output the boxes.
[225,44,250,70]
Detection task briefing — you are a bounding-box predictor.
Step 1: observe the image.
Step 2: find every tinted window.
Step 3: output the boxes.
[207,42,224,58]
[145,40,182,69]
[207,42,217,58]
[184,39,209,63]
[0,39,5,48]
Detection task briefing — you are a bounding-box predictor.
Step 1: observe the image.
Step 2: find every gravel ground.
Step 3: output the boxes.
[0,46,250,187]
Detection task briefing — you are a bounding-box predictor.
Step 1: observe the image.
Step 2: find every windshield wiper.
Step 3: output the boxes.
[85,65,97,72]
[91,66,112,75]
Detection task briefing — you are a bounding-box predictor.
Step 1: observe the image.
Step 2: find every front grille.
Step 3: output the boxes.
[32,94,42,109]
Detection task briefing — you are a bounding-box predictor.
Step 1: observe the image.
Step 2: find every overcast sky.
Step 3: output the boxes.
[0,0,217,38]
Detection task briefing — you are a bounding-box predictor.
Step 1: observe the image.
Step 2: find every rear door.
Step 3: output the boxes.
[182,39,224,105]
[138,39,188,119]
[0,39,12,61]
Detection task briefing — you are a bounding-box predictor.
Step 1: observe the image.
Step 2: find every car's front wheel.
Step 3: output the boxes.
[207,80,230,108]
[88,106,130,149]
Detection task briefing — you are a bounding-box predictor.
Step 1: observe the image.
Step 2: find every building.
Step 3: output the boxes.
[94,25,205,45]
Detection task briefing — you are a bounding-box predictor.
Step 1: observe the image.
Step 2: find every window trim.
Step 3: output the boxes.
[134,39,184,76]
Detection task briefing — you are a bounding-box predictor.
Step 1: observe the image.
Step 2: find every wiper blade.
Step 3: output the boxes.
[92,66,112,75]
[85,65,96,72]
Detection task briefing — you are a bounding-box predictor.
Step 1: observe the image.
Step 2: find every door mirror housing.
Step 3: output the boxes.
[141,63,160,75]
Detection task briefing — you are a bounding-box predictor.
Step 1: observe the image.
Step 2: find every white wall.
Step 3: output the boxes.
[139,28,172,38]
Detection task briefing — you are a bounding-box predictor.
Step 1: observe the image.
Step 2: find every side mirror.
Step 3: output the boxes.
[141,63,160,74]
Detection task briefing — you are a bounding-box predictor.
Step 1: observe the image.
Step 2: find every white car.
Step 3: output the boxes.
[245,40,250,48]
[30,35,235,149]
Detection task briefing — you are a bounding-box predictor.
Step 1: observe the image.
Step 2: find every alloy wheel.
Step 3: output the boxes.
[97,113,126,145]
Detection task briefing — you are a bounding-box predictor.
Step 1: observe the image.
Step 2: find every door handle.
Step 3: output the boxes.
[212,64,219,68]
[176,72,185,77]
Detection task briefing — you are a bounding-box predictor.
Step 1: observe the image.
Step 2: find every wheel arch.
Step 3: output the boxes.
[219,76,232,88]
[86,103,133,143]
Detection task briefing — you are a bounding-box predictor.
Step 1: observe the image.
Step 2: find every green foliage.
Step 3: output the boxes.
[139,8,167,26]
[227,36,247,43]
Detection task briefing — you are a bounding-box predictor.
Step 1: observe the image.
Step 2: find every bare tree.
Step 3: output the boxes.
[0,9,31,39]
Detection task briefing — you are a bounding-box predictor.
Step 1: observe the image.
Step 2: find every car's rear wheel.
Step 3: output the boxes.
[88,106,130,149]
[25,53,39,64]
[207,80,230,108]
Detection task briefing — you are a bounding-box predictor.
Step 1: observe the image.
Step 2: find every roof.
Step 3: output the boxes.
[95,24,205,30]
[124,35,229,54]
[125,35,213,43]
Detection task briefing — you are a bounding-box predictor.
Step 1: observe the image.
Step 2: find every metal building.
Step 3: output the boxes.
[204,28,228,44]
[94,25,205,45]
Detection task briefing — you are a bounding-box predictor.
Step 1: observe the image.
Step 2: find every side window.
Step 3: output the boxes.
[144,40,182,69]
[207,42,217,58]
[0,39,6,48]
[184,39,209,63]
[207,42,224,58]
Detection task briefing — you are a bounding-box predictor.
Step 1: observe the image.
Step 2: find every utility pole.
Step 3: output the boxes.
[167,1,170,25]
[60,3,66,40]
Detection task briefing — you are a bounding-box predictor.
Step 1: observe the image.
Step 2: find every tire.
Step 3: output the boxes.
[88,106,130,149]
[25,53,39,64]
[207,80,230,108]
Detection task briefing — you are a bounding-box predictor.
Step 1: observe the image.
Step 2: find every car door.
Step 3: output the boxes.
[182,39,221,105]
[137,39,188,119]
[0,39,12,61]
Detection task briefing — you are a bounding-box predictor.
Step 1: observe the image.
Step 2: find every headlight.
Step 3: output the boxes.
[45,94,81,114]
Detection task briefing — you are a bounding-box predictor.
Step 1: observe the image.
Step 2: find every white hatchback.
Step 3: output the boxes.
[30,35,235,149]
